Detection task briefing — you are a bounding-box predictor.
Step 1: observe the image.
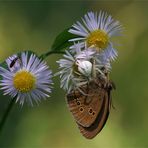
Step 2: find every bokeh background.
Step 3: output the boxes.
[0,0,148,147]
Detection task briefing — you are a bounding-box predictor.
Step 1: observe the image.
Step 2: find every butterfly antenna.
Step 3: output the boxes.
[91,58,97,79]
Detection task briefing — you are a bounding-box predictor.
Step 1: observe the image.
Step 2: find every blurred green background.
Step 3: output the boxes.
[0,0,148,147]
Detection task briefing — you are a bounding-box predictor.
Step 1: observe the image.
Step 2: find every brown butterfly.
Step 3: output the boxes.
[66,77,115,139]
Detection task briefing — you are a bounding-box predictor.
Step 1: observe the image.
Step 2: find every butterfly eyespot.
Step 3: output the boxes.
[92,112,95,115]
[89,108,93,114]
[79,107,84,112]
[77,101,81,105]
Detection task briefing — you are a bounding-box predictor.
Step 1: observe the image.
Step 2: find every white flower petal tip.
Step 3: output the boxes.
[0,52,53,106]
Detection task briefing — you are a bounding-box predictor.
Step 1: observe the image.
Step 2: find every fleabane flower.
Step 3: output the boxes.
[56,44,105,93]
[69,11,123,61]
[0,52,53,106]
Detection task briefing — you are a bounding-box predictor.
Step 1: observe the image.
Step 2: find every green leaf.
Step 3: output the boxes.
[0,61,8,80]
[51,28,77,51]
[0,61,8,69]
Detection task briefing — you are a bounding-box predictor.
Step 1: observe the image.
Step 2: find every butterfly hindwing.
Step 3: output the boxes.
[77,90,110,139]
[66,82,104,127]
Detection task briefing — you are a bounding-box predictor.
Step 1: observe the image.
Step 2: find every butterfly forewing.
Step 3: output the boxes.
[66,81,104,127]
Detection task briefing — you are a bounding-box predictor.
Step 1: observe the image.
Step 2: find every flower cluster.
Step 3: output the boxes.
[0,11,122,106]
[57,11,122,93]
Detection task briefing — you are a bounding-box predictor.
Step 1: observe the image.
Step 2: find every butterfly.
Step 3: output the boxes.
[66,76,115,139]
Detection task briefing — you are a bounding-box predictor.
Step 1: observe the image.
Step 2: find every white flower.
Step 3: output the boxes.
[56,50,75,91]
[69,42,95,59]
[74,43,112,72]
[0,52,53,106]
[56,45,105,93]
[69,11,122,61]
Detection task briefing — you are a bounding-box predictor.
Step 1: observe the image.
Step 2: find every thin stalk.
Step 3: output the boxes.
[0,98,16,134]
[39,50,65,59]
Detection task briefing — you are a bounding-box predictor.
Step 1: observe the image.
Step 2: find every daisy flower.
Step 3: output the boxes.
[56,44,106,93]
[69,11,123,61]
[0,52,53,106]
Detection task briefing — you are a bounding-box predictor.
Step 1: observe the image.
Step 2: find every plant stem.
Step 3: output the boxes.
[0,98,16,134]
[39,50,65,59]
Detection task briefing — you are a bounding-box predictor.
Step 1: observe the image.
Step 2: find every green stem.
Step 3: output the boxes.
[0,98,16,134]
[39,50,65,59]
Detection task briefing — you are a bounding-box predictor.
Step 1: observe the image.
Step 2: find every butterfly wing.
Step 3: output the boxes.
[66,82,104,127]
[77,90,110,139]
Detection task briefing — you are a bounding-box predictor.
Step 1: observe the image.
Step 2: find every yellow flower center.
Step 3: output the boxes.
[13,70,36,93]
[86,30,109,49]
